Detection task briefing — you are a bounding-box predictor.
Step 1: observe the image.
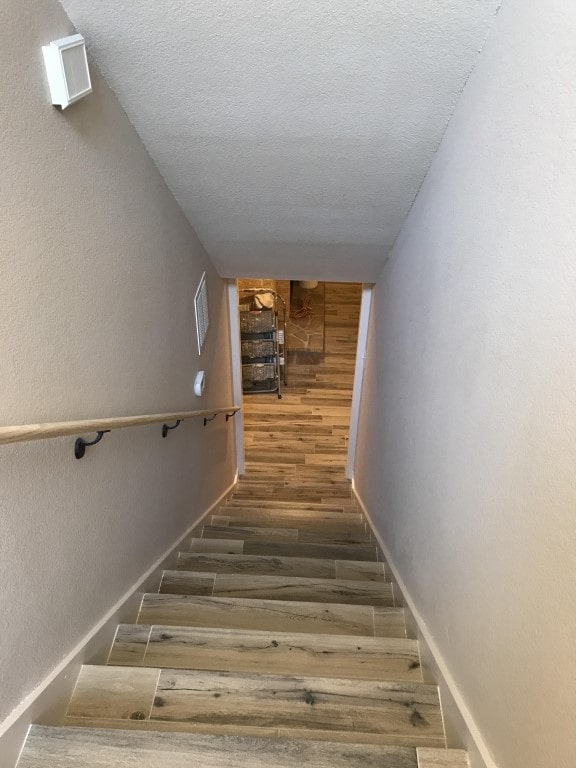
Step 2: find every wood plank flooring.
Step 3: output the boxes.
[18,284,463,767]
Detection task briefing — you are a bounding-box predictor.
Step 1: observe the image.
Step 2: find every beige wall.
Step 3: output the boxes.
[0,0,235,727]
[354,1,576,767]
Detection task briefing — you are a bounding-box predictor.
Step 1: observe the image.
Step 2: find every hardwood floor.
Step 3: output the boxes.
[17,283,468,768]
[244,283,360,473]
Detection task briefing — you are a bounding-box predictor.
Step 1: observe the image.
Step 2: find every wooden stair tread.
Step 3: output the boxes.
[218,512,361,525]
[19,725,419,768]
[201,525,299,542]
[176,552,386,581]
[200,524,372,546]
[138,593,406,637]
[224,499,358,513]
[218,507,361,522]
[159,570,395,606]
[239,539,379,561]
[60,720,443,749]
[232,491,353,503]
[65,666,443,746]
[211,513,366,533]
[108,624,421,682]
[189,537,379,562]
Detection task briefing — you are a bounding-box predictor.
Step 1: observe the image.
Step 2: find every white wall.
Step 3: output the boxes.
[0,0,235,729]
[354,2,576,767]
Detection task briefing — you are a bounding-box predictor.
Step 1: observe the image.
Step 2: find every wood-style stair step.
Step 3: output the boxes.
[224,499,359,513]
[176,552,387,581]
[218,505,361,520]
[64,666,444,747]
[108,624,422,682]
[198,525,373,547]
[231,495,356,506]
[159,570,395,606]
[18,725,421,768]
[228,505,361,515]
[189,537,380,562]
[212,511,366,531]
[138,594,406,637]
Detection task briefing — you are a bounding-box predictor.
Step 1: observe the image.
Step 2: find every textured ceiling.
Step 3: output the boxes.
[61,0,500,281]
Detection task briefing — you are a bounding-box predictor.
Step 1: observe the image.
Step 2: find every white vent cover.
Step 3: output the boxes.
[194,272,210,354]
[42,34,92,109]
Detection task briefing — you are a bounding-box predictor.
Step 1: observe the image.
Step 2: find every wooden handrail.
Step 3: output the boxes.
[0,406,241,447]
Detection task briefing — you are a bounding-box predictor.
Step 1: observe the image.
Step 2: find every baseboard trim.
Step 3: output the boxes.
[353,482,498,768]
[0,475,238,768]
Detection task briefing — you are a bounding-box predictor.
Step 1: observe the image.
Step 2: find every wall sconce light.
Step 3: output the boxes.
[42,33,92,109]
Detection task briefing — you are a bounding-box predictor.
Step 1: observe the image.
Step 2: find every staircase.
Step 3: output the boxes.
[17,284,467,767]
[18,481,467,768]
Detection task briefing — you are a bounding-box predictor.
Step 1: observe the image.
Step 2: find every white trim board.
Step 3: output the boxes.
[346,284,373,479]
[0,475,238,768]
[352,482,498,768]
[226,279,245,476]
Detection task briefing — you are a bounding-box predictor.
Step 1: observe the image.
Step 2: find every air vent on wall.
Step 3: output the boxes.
[194,272,209,355]
[42,34,92,109]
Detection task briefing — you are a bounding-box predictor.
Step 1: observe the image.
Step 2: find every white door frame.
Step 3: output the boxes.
[346,284,374,479]
[228,278,373,481]
[226,279,245,476]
